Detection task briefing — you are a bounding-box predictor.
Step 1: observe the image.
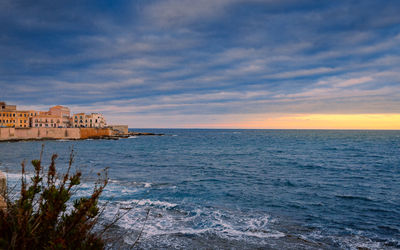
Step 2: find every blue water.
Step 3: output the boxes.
[1,129,400,249]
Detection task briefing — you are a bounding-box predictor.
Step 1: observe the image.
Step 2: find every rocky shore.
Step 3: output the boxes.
[84,131,165,140]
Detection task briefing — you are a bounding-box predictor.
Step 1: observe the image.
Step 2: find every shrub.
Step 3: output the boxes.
[0,148,108,249]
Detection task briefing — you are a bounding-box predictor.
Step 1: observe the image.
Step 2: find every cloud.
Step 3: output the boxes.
[0,0,400,127]
[267,67,337,79]
[142,0,235,28]
[334,76,373,88]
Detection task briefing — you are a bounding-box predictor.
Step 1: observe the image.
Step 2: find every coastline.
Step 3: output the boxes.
[0,127,163,142]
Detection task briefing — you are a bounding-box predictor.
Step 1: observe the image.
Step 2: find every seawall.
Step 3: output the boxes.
[0,127,117,141]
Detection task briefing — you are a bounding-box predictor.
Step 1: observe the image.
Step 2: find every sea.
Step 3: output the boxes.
[0,129,399,249]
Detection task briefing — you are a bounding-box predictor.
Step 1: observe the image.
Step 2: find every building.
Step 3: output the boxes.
[31,112,62,128]
[1,101,111,129]
[0,102,17,127]
[16,110,30,128]
[87,113,107,128]
[49,105,70,127]
[72,113,106,128]
[0,102,16,111]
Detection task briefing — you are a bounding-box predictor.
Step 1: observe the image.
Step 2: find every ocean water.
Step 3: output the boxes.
[0,129,400,249]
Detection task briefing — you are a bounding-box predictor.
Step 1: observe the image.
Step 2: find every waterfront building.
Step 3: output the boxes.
[31,112,62,128]
[16,110,30,128]
[87,113,107,128]
[1,101,110,129]
[0,102,17,127]
[49,105,70,127]
[72,113,107,128]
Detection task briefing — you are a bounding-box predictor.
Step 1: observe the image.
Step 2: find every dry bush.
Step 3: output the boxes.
[0,148,109,249]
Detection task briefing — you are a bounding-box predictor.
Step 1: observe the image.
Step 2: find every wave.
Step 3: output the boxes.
[335,195,373,202]
[98,199,284,248]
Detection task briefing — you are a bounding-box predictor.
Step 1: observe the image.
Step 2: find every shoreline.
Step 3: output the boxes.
[0,127,164,142]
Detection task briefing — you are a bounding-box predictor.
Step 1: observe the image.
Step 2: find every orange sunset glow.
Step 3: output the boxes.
[189,114,400,130]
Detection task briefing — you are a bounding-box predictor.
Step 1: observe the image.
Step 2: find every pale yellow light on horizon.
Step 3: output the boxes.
[187,114,400,130]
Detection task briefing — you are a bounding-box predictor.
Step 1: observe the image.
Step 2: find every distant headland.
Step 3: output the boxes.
[0,101,162,141]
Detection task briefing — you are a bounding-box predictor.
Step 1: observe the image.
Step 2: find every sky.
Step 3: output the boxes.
[0,0,399,129]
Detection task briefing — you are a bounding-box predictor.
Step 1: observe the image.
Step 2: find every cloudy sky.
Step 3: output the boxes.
[1,0,399,128]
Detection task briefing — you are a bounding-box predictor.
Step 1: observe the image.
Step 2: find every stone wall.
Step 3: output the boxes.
[0,128,80,141]
[79,128,113,139]
[0,127,110,141]
[0,127,14,140]
[0,127,132,141]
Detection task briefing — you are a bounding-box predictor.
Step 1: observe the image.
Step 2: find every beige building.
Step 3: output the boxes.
[72,113,106,128]
[49,105,70,127]
[31,112,62,128]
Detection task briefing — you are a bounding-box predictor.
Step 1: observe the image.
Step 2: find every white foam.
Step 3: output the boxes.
[99,200,284,246]
[307,230,389,250]
[129,199,178,208]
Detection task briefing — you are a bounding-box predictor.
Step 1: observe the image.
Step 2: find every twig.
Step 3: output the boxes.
[131,208,150,249]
